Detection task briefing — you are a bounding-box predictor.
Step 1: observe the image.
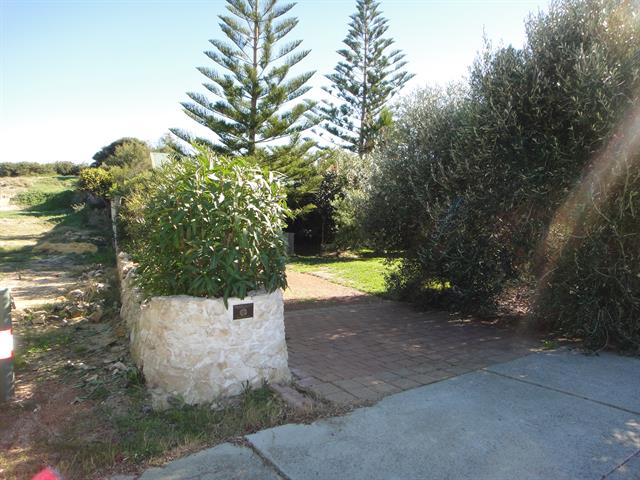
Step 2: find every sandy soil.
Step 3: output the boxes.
[0,178,122,479]
[0,179,90,310]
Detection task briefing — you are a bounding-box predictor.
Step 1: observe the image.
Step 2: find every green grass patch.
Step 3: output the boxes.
[14,190,75,212]
[13,326,75,371]
[79,246,116,265]
[117,387,283,458]
[18,326,74,357]
[53,386,288,478]
[11,176,78,212]
[288,252,397,295]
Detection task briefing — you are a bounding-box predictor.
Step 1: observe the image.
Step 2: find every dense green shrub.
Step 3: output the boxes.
[535,147,640,351]
[92,137,150,167]
[114,170,155,246]
[131,146,289,302]
[0,161,84,177]
[78,167,114,198]
[271,146,351,249]
[367,0,639,347]
[51,161,84,175]
[366,87,466,253]
[329,152,373,251]
[0,162,49,176]
[85,138,154,202]
[313,169,346,247]
[107,141,151,169]
[332,188,369,251]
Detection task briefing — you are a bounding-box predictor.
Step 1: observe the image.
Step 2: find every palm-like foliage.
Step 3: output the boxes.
[173,0,316,155]
[320,0,414,156]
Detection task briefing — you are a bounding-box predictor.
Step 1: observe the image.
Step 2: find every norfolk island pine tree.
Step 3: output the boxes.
[319,0,414,157]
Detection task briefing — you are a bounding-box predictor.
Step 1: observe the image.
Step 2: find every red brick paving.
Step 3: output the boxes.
[284,269,381,311]
[285,296,537,404]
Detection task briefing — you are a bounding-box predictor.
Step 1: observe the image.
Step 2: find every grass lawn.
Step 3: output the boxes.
[287,252,396,295]
[10,175,79,211]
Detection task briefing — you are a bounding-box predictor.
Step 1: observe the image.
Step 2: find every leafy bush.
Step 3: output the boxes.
[131,146,289,301]
[313,169,346,247]
[367,0,640,346]
[52,161,84,175]
[92,137,150,167]
[332,188,369,252]
[78,167,114,198]
[0,162,52,176]
[535,148,640,351]
[107,141,151,169]
[318,151,372,251]
[115,170,155,246]
[0,161,84,176]
[84,138,154,203]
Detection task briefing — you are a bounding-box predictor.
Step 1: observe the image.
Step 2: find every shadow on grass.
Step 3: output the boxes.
[1,186,113,272]
[290,250,399,266]
[20,190,78,213]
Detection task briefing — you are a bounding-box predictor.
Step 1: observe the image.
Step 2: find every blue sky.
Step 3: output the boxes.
[1,0,548,163]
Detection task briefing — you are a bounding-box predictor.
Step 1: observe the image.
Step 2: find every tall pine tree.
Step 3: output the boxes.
[321,0,414,157]
[173,0,316,156]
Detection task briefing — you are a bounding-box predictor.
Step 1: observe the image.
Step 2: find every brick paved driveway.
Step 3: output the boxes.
[285,298,537,404]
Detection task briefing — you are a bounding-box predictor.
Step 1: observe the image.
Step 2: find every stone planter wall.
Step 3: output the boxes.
[116,253,290,408]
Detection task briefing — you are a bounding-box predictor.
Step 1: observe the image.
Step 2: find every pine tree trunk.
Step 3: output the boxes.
[359,7,369,158]
[249,0,260,155]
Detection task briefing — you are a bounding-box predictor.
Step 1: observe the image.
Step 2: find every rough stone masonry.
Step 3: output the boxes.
[117,252,290,408]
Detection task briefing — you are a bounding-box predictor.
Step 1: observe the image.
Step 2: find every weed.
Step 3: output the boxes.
[13,352,28,369]
[87,385,110,401]
[21,329,73,354]
[542,339,559,350]
[126,367,145,388]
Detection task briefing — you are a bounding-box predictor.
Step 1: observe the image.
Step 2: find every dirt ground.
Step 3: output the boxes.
[0,177,102,310]
[0,178,125,479]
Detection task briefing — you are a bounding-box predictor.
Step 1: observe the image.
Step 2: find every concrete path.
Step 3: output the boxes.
[137,444,280,480]
[134,350,640,480]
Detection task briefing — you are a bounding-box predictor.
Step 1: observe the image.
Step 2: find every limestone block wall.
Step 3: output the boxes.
[115,251,290,408]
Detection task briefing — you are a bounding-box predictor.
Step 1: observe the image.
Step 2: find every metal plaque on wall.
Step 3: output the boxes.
[233,303,254,320]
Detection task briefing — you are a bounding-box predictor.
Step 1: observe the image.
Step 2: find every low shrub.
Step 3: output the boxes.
[114,170,155,247]
[78,167,114,198]
[332,188,369,252]
[52,161,84,176]
[0,161,84,177]
[131,146,289,302]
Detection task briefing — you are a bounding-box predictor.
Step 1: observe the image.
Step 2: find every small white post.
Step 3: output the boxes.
[0,288,14,402]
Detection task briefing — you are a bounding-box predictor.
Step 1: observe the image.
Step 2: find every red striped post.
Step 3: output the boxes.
[0,288,14,402]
